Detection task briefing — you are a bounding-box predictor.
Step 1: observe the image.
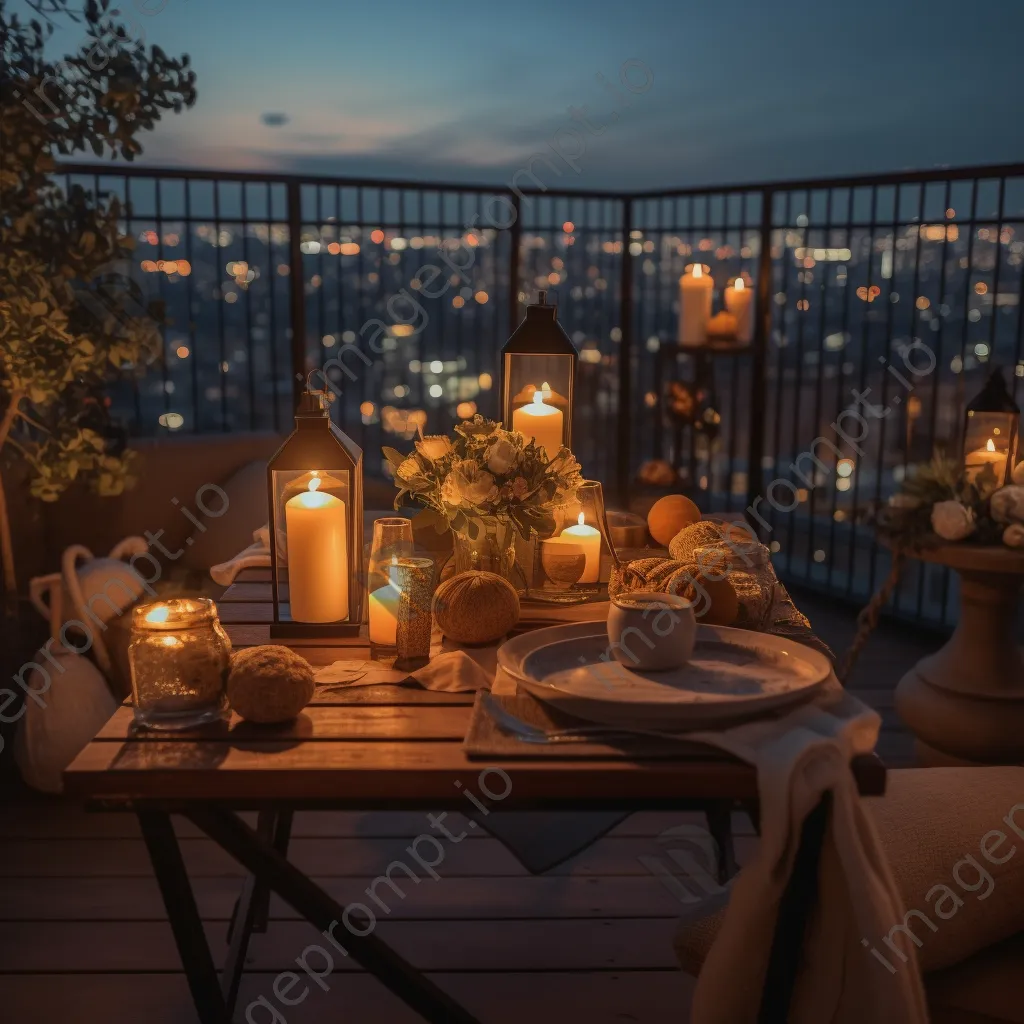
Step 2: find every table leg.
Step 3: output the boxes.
[137,810,228,1024]
[757,794,830,1023]
[188,807,483,1024]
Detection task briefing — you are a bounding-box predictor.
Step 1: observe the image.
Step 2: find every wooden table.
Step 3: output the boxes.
[894,544,1024,764]
[65,569,885,1024]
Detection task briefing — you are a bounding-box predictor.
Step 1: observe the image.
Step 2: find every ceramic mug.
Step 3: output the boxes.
[607,591,697,671]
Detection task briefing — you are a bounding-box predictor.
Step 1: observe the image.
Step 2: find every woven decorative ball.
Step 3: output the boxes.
[647,494,702,546]
[668,520,725,562]
[227,645,315,723]
[730,570,774,629]
[432,571,520,645]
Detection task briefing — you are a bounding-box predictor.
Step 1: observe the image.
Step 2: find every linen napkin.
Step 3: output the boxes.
[314,649,496,693]
[686,680,929,1024]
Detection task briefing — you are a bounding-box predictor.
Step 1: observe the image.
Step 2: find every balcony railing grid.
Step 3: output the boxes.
[54,161,1024,629]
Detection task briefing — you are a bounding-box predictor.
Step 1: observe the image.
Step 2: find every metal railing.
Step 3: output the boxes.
[55,161,1024,627]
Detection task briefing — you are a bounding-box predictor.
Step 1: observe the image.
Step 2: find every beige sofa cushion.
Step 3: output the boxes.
[675,768,1024,984]
[181,459,269,571]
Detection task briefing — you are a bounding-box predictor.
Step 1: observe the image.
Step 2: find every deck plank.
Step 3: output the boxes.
[1,971,695,1024]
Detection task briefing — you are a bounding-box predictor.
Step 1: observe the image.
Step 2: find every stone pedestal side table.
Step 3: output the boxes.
[895,545,1024,765]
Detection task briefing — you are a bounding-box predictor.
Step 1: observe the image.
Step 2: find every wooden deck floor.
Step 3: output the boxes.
[0,593,937,1022]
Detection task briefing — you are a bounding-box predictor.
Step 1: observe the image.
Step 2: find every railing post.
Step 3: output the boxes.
[746,188,774,530]
[506,191,523,335]
[286,180,307,402]
[616,196,635,505]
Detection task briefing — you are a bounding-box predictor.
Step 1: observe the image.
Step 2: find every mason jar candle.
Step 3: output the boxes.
[128,598,231,729]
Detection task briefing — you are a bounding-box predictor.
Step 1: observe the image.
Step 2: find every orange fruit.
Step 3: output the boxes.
[681,572,739,627]
[647,494,702,546]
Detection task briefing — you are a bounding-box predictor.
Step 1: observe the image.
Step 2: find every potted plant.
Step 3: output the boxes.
[0,0,197,605]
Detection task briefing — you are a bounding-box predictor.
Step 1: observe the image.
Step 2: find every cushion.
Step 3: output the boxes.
[674,767,1024,978]
[182,459,268,571]
[927,932,1024,1023]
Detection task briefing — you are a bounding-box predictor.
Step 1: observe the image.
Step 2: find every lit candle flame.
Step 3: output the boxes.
[987,438,996,452]
[308,474,322,493]
[577,512,585,526]
[692,264,703,279]
[540,381,552,398]
[735,277,745,290]
[391,554,398,566]
[144,604,170,624]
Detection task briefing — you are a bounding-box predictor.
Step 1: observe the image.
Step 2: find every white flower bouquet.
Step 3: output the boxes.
[877,454,1024,549]
[383,415,583,540]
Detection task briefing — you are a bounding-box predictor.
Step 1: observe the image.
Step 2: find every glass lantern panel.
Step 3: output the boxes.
[504,353,574,459]
[272,467,353,623]
[964,411,1016,489]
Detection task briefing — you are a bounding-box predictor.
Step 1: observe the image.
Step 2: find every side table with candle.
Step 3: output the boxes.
[893,544,1024,764]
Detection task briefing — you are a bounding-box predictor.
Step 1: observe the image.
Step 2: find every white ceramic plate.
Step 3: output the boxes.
[498,621,831,731]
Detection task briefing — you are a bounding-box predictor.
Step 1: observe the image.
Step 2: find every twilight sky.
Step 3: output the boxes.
[35,0,1024,189]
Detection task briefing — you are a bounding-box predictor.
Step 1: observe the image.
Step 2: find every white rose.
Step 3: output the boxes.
[485,437,518,475]
[415,435,452,462]
[449,460,497,506]
[989,485,1024,525]
[441,474,462,506]
[930,500,976,541]
[1003,523,1024,549]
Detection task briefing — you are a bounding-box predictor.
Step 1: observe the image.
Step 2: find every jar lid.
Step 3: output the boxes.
[132,597,217,630]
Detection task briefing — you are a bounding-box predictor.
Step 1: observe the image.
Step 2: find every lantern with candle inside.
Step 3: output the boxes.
[679,264,714,347]
[724,276,754,344]
[367,517,414,650]
[501,291,576,459]
[268,380,365,638]
[963,370,1020,496]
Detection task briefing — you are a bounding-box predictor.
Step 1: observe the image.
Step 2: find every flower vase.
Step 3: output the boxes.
[452,517,522,589]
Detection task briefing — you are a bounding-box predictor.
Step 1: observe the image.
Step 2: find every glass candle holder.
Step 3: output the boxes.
[367,517,414,651]
[394,557,435,666]
[556,479,613,588]
[128,598,231,730]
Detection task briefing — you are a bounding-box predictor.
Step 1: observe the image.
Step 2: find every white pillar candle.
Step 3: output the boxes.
[560,512,602,583]
[285,477,349,623]
[679,264,714,347]
[724,277,754,344]
[512,390,564,460]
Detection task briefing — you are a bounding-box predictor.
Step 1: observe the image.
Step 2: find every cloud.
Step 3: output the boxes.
[260,112,290,127]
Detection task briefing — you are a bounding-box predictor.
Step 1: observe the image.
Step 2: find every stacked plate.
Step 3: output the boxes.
[497,621,832,731]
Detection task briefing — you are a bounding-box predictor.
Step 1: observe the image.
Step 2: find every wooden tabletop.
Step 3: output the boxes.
[64,569,885,809]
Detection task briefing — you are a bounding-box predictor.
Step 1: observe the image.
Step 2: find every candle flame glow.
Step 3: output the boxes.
[540,381,552,397]
[987,438,996,452]
[391,554,398,565]
[692,264,703,279]
[577,512,585,526]
[308,474,322,493]
[735,277,745,290]
[144,604,170,624]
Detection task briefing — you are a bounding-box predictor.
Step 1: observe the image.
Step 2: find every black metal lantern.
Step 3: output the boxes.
[267,385,364,638]
[963,369,1020,494]
[501,291,577,459]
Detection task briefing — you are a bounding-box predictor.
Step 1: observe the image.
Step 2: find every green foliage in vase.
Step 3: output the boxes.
[384,415,584,541]
[0,0,196,594]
